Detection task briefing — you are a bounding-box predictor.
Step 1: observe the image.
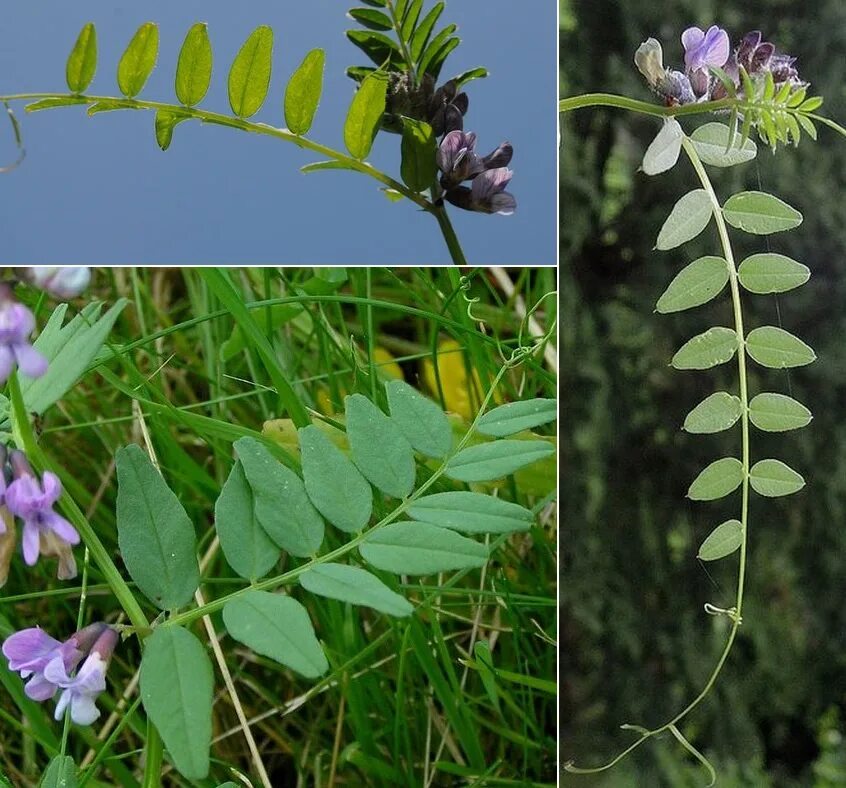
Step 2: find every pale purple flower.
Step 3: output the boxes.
[2,627,82,701]
[0,286,48,383]
[5,456,79,567]
[45,626,117,725]
[18,267,91,299]
[445,167,517,215]
[682,25,731,73]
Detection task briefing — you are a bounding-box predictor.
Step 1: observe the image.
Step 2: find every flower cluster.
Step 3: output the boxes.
[635,26,807,105]
[0,447,80,585]
[436,131,517,215]
[2,622,118,725]
[384,69,516,215]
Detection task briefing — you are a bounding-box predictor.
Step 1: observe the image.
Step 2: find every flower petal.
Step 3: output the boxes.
[21,522,41,565]
[2,628,62,670]
[70,692,101,725]
[14,344,48,378]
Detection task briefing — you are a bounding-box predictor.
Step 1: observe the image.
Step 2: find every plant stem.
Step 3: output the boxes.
[0,92,432,210]
[7,373,149,635]
[433,204,469,266]
[558,92,733,118]
[385,0,417,85]
[565,135,751,775]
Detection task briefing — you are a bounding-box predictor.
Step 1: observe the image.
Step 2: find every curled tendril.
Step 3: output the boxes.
[1,101,25,174]
[458,275,485,323]
[516,290,557,356]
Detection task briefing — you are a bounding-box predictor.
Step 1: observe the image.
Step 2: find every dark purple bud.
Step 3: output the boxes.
[481,141,513,170]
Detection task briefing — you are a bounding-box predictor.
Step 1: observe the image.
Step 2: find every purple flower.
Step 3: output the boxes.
[45,626,118,725]
[5,456,79,567]
[18,267,91,300]
[445,167,517,215]
[437,131,485,190]
[0,286,48,383]
[437,131,515,199]
[682,25,730,73]
[2,627,82,701]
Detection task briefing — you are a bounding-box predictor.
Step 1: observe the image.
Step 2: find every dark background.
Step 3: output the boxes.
[561,0,846,784]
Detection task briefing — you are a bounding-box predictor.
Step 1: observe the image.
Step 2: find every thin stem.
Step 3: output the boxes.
[558,92,733,118]
[566,135,751,775]
[0,91,472,264]
[433,205,469,266]
[385,0,417,85]
[0,92,432,211]
[6,373,149,635]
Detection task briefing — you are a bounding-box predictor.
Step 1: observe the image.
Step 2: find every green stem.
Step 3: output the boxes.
[0,92,432,211]
[166,361,509,629]
[0,91,475,265]
[7,373,149,635]
[385,0,417,85]
[558,92,733,118]
[141,723,163,788]
[565,136,750,775]
[433,205,469,266]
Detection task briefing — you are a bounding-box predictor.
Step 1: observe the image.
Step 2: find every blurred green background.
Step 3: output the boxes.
[560,0,846,785]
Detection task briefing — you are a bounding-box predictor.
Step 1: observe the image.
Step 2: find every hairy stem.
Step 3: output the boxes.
[565,134,751,774]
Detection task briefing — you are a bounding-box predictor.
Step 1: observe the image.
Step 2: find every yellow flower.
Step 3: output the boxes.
[421,339,486,419]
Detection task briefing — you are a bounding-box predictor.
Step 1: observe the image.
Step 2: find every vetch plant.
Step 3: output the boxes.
[561,22,841,784]
[0,266,558,785]
[0,1,516,264]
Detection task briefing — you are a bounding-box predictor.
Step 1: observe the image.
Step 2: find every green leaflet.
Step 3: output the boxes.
[117,22,159,98]
[228,26,273,118]
[176,23,213,107]
[410,3,445,61]
[445,440,555,482]
[641,118,683,176]
[749,459,805,497]
[223,590,328,678]
[234,437,324,557]
[344,72,388,160]
[360,522,488,575]
[722,191,803,234]
[214,461,280,580]
[154,110,187,151]
[346,30,404,69]
[345,394,416,498]
[671,327,738,370]
[737,253,810,294]
[385,379,452,458]
[655,256,729,314]
[140,626,213,781]
[65,23,97,93]
[748,393,812,432]
[115,444,199,610]
[655,189,713,250]
[476,398,558,437]
[683,392,743,434]
[298,425,372,532]
[697,520,743,561]
[407,491,533,534]
[39,756,76,788]
[348,8,393,31]
[284,49,325,135]
[691,122,757,167]
[21,299,127,415]
[745,326,816,369]
[687,457,744,501]
[400,117,437,192]
[299,563,413,617]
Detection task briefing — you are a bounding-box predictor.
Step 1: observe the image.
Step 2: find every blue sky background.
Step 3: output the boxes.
[0,2,557,265]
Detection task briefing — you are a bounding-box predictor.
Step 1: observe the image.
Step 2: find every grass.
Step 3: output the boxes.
[0,266,557,787]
